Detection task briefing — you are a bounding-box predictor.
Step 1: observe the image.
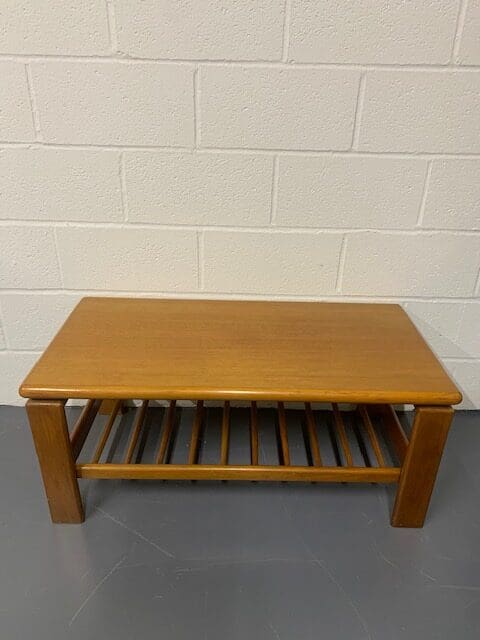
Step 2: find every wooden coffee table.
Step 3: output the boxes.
[20,298,461,527]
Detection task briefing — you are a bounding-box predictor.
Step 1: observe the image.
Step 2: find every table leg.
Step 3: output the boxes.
[27,399,84,523]
[391,405,453,527]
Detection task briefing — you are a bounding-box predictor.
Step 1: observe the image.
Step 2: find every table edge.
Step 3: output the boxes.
[18,383,462,406]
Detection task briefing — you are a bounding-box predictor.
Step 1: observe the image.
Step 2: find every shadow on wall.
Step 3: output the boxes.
[405,305,478,409]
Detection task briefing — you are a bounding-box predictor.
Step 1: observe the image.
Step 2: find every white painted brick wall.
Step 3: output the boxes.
[55,227,198,291]
[359,71,480,153]
[199,67,360,150]
[31,62,194,146]
[288,0,460,64]
[125,151,273,225]
[114,0,285,61]
[275,156,427,228]
[341,233,480,297]
[0,148,123,221]
[0,1,478,407]
[458,0,480,65]
[0,1,111,55]
[203,230,343,295]
[0,62,35,141]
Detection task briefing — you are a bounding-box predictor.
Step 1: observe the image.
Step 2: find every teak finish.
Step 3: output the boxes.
[20,297,461,405]
[27,400,84,524]
[20,297,462,528]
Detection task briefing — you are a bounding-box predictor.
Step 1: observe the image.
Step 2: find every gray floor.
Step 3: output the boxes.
[1,406,479,639]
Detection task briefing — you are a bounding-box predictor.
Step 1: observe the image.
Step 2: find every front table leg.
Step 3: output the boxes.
[391,406,453,527]
[27,399,84,523]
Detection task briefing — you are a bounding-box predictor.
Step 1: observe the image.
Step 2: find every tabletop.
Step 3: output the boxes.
[19,297,462,405]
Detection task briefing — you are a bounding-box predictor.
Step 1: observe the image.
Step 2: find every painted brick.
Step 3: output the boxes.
[359,71,480,153]
[203,231,343,294]
[288,0,458,64]
[458,304,480,358]
[446,360,480,410]
[0,1,110,55]
[125,151,273,226]
[55,227,198,291]
[199,67,360,150]
[342,233,480,296]
[0,227,61,289]
[31,62,194,146]
[423,160,480,230]
[457,0,480,65]
[276,156,426,229]
[0,352,40,405]
[404,302,465,359]
[0,294,80,350]
[0,62,35,142]
[115,0,284,61]
[0,148,123,222]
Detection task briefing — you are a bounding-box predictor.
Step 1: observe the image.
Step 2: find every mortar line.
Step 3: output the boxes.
[119,151,129,221]
[351,74,367,150]
[2,140,480,160]
[197,230,205,290]
[3,54,480,72]
[451,0,469,63]
[0,219,478,236]
[0,289,479,304]
[24,64,42,142]
[474,268,480,296]
[416,161,433,227]
[281,0,292,62]
[52,227,65,288]
[0,300,10,350]
[193,67,200,148]
[335,236,348,292]
[269,156,280,224]
[105,0,119,54]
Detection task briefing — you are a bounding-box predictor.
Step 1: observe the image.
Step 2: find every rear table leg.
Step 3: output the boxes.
[391,406,453,528]
[27,399,84,523]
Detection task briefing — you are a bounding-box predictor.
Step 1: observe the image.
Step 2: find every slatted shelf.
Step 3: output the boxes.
[69,401,408,483]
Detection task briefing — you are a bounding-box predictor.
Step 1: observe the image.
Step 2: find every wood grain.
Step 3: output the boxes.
[77,463,401,483]
[220,401,230,465]
[379,404,409,463]
[250,401,259,466]
[156,400,177,464]
[19,298,462,405]
[27,400,84,523]
[304,402,322,466]
[391,406,453,527]
[70,398,101,460]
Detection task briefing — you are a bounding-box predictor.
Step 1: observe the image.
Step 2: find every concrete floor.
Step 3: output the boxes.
[1,406,479,639]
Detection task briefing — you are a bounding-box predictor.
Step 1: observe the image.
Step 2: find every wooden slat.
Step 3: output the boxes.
[379,404,409,463]
[250,401,259,465]
[124,400,149,464]
[70,399,101,460]
[77,463,400,483]
[188,401,204,465]
[277,402,290,466]
[359,405,386,467]
[91,400,122,464]
[156,400,177,464]
[220,401,230,465]
[304,403,322,466]
[332,403,353,466]
[99,399,126,415]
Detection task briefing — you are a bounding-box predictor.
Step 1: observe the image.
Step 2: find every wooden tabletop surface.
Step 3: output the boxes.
[20,297,461,405]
